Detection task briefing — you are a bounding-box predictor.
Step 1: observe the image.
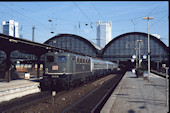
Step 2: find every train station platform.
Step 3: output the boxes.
[0,77,41,103]
[101,71,169,113]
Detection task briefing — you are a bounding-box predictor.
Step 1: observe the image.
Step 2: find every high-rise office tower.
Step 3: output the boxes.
[2,20,19,37]
[96,21,112,48]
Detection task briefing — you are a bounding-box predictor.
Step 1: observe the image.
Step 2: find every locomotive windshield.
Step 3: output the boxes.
[58,56,66,63]
[46,56,54,63]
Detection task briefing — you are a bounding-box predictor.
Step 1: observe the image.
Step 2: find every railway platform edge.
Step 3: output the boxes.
[100,71,169,113]
[0,78,41,103]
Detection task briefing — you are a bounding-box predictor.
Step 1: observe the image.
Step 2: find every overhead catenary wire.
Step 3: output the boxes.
[150,13,168,28]
[126,3,167,33]
[133,2,165,25]
[73,1,92,23]
[34,2,57,17]
[72,1,97,30]
[0,3,51,30]
[10,2,95,32]
[0,2,53,41]
[2,2,166,28]
[146,1,164,16]
[91,2,105,22]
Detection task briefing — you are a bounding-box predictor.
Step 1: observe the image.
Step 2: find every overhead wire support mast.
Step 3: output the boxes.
[32,26,35,42]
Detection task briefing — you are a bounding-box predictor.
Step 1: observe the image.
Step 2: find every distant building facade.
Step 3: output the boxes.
[96,21,112,48]
[2,20,19,37]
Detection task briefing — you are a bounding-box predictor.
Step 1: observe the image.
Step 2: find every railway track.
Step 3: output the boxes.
[151,70,168,78]
[0,70,126,113]
[62,70,125,113]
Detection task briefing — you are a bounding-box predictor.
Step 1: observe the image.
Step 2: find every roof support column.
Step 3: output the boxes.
[5,50,12,82]
[36,55,41,78]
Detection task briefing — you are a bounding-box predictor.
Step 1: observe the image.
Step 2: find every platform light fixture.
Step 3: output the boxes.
[134,48,138,68]
[143,17,154,82]
[136,40,143,67]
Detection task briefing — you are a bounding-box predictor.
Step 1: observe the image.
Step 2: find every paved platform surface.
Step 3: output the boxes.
[0,77,41,102]
[101,71,169,113]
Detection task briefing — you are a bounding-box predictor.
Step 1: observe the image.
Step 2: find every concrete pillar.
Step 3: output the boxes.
[5,51,11,82]
[36,55,40,78]
[157,61,159,71]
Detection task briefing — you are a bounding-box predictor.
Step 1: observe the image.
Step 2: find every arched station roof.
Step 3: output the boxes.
[101,32,168,62]
[44,34,100,57]
[43,32,168,63]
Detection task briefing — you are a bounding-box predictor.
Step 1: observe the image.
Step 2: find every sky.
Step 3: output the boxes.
[0,1,169,46]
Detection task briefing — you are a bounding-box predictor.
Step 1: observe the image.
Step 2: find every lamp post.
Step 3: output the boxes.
[135,48,138,68]
[136,40,143,67]
[143,17,154,82]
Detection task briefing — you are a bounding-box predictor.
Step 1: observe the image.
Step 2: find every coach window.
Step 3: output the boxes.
[78,57,80,64]
[82,58,84,64]
[80,58,82,64]
[88,59,90,64]
[79,58,81,64]
[76,57,79,64]
[83,58,85,64]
